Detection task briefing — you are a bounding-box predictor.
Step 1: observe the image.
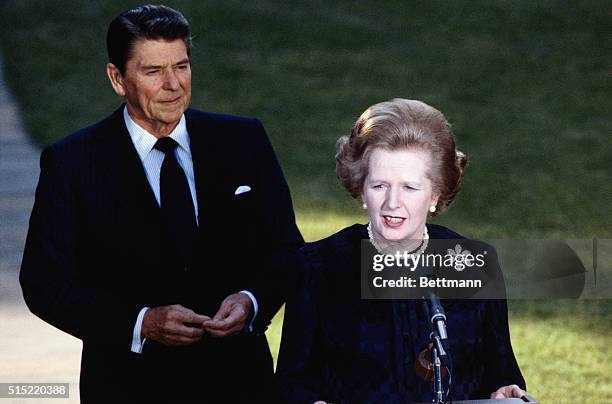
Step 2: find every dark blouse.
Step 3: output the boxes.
[276,223,525,403]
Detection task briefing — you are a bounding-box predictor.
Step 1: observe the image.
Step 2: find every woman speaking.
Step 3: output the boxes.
[276,99,526,403]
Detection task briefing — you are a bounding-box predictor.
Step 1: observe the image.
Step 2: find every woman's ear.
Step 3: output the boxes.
[432,194,439,206]
[106,63,126,97]
[430,195,440,212]
[358,194,367,210]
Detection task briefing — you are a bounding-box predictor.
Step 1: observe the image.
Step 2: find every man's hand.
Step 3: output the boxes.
[490,384,526,399]
[202,293,252,338]
[142,304,210,346]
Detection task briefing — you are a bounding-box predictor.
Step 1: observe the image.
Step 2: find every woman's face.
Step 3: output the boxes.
[362,148,438,246]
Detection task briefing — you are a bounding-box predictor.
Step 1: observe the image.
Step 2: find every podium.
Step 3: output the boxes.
[413,396,538,404]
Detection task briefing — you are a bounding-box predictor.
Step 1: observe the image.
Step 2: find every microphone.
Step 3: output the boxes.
[423,288,448,343]
[416,290,451,386]
[422,288,448,365]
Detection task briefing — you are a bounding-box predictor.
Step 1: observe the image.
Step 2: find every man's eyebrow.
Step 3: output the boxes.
[141,64,163,70]
[141,59,190,70]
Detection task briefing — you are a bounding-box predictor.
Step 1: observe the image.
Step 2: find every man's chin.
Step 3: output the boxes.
[156,109,186,125]
[156,101,188,115]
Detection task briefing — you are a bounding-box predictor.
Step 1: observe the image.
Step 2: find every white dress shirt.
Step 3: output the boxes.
[123,107,258,353]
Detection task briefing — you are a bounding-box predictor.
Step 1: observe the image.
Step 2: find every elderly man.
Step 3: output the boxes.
[20,5,302,403]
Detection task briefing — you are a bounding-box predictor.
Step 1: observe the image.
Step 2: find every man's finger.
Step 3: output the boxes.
[202,318,232,332]
[204,320,245,338]
[205,306,245,330]
[220,306,244,326]
[212,301,233,321]
[169,306,210,324]
[184,313,211,325]
[205,324,242,338]
[172,324,206,338]
[164,319,206,336]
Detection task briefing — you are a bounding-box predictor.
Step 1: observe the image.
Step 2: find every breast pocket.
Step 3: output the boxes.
[217,188,262,242]
[232,188,257,217]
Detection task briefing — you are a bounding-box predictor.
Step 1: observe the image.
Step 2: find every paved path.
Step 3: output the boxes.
[0,56,81,403]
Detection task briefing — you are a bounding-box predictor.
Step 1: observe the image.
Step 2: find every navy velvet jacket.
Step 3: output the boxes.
[276,223,525,403]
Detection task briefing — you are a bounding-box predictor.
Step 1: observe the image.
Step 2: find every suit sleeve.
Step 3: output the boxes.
[275,249,324,403]
[20,146,141,349]
[247,119,304,331]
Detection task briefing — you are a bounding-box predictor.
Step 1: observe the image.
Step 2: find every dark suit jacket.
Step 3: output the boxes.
[20,105,303,403]
[276,224,525,403]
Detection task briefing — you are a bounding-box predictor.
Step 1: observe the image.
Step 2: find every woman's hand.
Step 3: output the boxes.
[490,384,525,399]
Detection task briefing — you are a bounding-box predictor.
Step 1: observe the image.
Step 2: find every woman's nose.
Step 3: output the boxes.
[385,187,401,210]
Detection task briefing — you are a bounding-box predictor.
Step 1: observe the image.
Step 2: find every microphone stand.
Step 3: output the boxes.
[432,346,444,404]
[421,294,449,404]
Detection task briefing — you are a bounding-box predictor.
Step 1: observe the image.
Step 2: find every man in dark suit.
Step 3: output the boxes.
[20,5,302,403]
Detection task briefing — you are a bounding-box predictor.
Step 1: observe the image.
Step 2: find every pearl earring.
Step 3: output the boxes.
[362,203,367,209]
[429,205,436,213]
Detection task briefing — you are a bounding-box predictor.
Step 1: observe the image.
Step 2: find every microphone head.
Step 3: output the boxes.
[423,288,446,318]
[420,298,433,332]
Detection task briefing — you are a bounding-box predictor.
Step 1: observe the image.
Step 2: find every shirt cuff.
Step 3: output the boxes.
[239,290,258,332]
[131,307,149,353]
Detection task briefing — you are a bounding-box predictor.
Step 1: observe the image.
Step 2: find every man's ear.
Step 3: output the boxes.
[106,63,126,97]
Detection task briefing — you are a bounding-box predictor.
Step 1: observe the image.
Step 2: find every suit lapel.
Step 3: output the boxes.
[185,109,220,234]
[107,106,162,224]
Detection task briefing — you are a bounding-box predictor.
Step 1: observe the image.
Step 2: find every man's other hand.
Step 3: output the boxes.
[202,293,252,338]
[142,304,210,346]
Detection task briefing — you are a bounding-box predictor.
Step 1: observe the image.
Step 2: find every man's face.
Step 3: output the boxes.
[117,39,191,136]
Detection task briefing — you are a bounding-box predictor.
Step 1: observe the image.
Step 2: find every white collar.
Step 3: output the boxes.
[123,106,190,160]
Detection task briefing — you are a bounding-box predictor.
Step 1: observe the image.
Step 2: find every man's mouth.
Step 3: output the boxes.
[160,96,182,104]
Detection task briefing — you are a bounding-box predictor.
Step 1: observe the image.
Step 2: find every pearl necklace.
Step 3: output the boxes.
[367,222,429,256]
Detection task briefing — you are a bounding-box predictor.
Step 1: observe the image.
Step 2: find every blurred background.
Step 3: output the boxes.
[0,0,610,402]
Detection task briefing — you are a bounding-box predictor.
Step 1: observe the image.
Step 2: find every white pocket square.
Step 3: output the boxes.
[234,185,252,195]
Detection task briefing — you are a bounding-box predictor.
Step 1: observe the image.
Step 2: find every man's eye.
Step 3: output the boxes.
[146,70,160,76]
[177,64,189,70]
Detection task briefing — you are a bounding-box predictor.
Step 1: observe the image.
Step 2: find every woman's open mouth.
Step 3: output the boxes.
[382,215,405,228]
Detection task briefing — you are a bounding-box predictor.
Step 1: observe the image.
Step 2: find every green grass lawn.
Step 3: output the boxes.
[1,0,610,402]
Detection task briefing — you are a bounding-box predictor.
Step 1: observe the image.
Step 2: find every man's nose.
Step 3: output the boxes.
[163,69,180,90]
